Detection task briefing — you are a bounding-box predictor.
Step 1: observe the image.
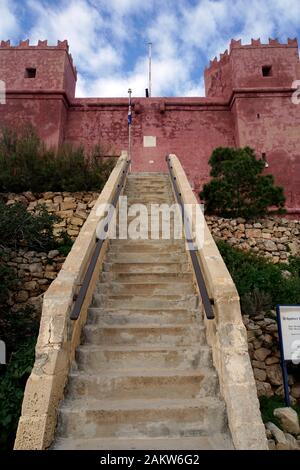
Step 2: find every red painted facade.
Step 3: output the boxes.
[0,38,299,213]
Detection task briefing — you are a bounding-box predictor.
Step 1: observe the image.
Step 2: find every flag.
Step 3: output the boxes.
[128,106,132,125]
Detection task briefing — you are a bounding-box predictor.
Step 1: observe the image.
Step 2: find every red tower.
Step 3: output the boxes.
[0,39,77,147]
[205,38,300,210]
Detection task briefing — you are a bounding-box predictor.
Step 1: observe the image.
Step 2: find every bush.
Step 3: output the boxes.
[0,202,60,251]
[0,335,37,450]
[0,125,115,192]
[0,260,16,306]
[200,147,286,219]
[0,305,39,360]
[217,240,300,313]
[241,288,273,316]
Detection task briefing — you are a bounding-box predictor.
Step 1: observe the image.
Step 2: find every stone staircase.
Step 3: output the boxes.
[53,173,233,450]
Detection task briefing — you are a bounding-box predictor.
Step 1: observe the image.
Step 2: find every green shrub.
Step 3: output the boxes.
[241,288,273,316]
[0,335,37,450]
[0,260,17,306]
[0,202,59,251]
[200,147,286,219]
[0,125,115,192]
[0,305,39,359]
[56,230,73,256]
[217,240,300,313]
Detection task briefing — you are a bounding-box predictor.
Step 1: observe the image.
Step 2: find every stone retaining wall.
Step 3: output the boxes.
[205,214,300,405]
[1,192,99,315]
[206,216,300,263]
[2,191,99,238]
[243,312,300,401]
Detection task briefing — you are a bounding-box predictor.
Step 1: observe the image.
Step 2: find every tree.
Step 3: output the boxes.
[200,147,286,219]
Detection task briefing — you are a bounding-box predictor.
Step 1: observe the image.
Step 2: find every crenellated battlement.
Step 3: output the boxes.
[1,39,69,49]
[206,37,298,72]
[0,39,77,77]
[230,36,298,50]
[204,36,299,100]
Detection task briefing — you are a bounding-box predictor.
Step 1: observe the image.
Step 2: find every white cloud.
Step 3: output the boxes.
[0,0,19,39]
[28,0,120,76]
[18,0,300,97]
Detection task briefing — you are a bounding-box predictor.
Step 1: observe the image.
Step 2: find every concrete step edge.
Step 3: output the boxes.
[60,396,224,411]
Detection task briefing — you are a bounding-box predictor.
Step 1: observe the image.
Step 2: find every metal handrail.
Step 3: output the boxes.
[166,155,215,320]
[70,159,131,320]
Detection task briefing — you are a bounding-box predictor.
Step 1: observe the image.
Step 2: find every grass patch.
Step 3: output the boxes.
[260,395,300,428]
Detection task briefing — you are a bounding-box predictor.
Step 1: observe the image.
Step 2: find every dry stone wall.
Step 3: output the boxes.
[206,215,300,399]
[3,191,99,238]
[206,214,300,450]
[206,215,300,263]
[1,191,99,314]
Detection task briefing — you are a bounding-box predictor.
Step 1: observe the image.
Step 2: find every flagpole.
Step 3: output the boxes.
[148,42,152,97]
[128,88,132,171]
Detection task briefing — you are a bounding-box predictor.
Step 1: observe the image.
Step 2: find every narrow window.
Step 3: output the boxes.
[262,153,269,168]
[262,65,272,77]
[257,113,260,119]
[24,68,36,78]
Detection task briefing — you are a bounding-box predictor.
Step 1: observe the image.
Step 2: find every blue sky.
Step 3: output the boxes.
[1,0,300,97]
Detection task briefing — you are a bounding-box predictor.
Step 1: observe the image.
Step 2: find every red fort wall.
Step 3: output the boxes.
[0,38,299,213]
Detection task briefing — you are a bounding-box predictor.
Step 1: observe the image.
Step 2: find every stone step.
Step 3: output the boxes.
[108,252,188,263]
[125,188,172,197]
[75,344,212,372]
[126,180,170,186]
[93,293,200,310]
[125,198,174,205]
[125,185,170,192]
[53,434,234,450]
[66,368,219,401]
[101,272,193,283]
[125,212,178,220]
[83,324,205,346]
[103,262,189,274]
[124,191,174,201]
[86,307,197,326]
[108,239,186,250]
[127,173,168,178]
[126,189,171,194]
[106,239,187,250]
[125,185,171,191]
[57,397,227,439]
[127,172,170,179]
[113,230,183,239]
[127,175,169,180]
[97,281,195,296]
